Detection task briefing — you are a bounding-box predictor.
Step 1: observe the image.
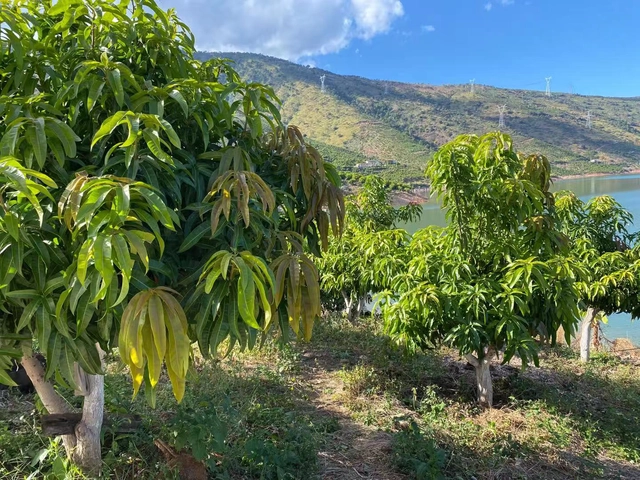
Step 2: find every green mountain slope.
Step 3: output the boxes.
[197,52,640,186]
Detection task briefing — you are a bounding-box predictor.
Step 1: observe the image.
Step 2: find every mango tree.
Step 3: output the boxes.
[379,133,583,408]
[555,193,640,361]
[0,0,344,473]
[317,176,419,319]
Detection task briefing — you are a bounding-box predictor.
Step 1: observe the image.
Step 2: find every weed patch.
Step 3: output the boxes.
[2,316,639,479]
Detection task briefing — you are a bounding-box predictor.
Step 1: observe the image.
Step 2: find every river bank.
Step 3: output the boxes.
[552,167,640,181]
[390,168,640,206]
[391,188,430,206]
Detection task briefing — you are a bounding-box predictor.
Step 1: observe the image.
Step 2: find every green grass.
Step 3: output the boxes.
[1,316,639,479]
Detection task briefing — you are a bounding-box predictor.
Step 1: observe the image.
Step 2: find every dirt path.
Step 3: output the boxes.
[298,348,408,480]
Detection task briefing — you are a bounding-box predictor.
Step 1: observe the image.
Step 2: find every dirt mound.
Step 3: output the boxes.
[610,338,640,359]
[154,439,208,480]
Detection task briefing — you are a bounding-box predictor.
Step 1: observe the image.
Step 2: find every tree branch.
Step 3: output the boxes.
[21,355,78,453]
[465,353,479,367]
[21,355,75,415]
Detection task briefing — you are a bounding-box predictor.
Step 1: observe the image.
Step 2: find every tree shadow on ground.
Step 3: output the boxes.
[299,316,640,479]
[0,347,410,480]
[105,352,411,480]
[505,350,640,464]
[3,319,638,480]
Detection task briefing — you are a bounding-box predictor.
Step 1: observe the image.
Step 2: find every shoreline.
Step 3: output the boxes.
[392,168,640,206]
[552,168,640,181]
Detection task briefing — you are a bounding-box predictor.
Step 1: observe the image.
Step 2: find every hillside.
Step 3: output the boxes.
[197,52,640,187]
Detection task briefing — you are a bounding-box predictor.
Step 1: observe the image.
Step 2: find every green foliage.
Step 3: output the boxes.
[392,422,446,480]
[3,316,639,479]
[348,177,421,233]
[0,0,344,405]
[311,141,368,170]
[243,428,318,480]
[378,134,584,405]
[166,406,226,465]
[556,192,637,253]
[317,177,420,316]
[556,191,640,318]
[338,364,381,397]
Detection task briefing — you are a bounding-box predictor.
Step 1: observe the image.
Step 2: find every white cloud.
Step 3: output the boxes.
[421,25,436,33]
[351,0,404,39]
[484,0,516,12]
[157,0,404,60]
[485,0,514,11]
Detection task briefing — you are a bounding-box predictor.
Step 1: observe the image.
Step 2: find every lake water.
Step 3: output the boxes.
[406,174,640,345]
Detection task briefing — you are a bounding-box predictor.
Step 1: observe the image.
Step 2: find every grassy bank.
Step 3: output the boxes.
[2,315,639,479]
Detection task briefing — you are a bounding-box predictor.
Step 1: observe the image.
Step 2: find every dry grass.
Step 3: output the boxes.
[2,316,639,479]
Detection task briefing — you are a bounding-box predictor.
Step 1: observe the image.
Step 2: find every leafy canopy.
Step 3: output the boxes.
[0,0,344,401]
[556,192,640,317]
[379,133,583,365]
[317,177,420,313]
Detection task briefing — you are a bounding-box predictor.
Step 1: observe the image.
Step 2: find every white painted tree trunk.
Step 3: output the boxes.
[343,291,357,321]
[72,368,105,474]
[343,292,362,321]
[342,291,351,313]
[21,345,105,475]
[580,307,598,363]
[356,296,366,315]
[466,348,495,408]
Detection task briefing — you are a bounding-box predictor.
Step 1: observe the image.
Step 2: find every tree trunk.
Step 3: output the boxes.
[580,307,598,363]
[466,348,495,408]
[344,292,360,322]
[21,345,106,475]
[347,303,359,321]
[343,291,354,319]
[342,291,351,312]
[21,355,77,454]
[71,368,105,475]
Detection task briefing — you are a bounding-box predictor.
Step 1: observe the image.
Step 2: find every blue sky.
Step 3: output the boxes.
[159,0,640,97]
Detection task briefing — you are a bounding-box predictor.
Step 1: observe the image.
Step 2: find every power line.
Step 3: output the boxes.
[545,77,552,97]
[498,105,507,129]
[522,80,546,87]
[462,76,580,95]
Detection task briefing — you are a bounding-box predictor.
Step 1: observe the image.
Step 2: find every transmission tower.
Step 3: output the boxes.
[586,111,592,129]
[320,75,326,93]
[545,77,552,97]
[498,105,507,129]
[470,79,475,94]
[384,82,389,95]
